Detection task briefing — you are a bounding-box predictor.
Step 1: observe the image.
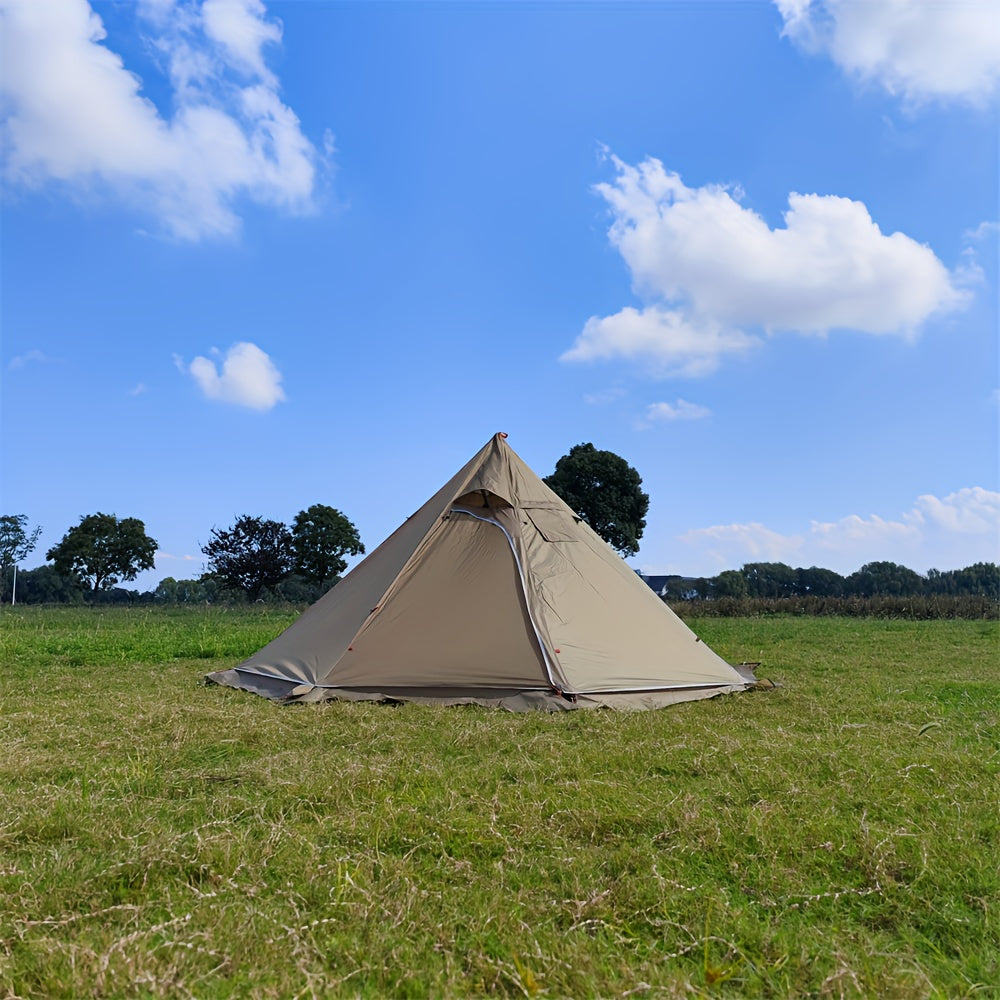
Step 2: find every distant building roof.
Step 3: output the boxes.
[635,572,705,599]
[640,574,671,597]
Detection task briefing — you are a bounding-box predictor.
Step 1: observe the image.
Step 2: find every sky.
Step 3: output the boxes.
[2,0,998,592]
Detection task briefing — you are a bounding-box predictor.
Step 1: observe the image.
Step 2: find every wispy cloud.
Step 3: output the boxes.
[641,399,712,425]
[181,341,285,410]
[583,385,628,406]
[674,487,1000,575]
[563,153,966,376]
[963,220,999,243]
[0,0,322,240]
[775,0,1000,107]
[7,349,52,370]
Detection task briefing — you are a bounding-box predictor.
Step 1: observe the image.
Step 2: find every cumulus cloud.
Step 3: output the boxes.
[676,487,1000,574]
[565,306,758,377]
[775,0,1000,106]
[563,154,966,375]
[911,487,1000,535]
[0,0,320,240]
[183,341,285,410]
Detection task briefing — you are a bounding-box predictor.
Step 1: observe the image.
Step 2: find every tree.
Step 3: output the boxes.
[955,562,1000,599]
[8,564,85,604]
[714,569,748,598]
[928,563,1000,599]
[201,515,294,601]
[797,566,845,597]
[46,513,157,593]
[291,504,364,589]
[845,561,924,597]
[543,443,649,557]
[1,514,43,600]
[741,562,798,598]
[155,576,216,604]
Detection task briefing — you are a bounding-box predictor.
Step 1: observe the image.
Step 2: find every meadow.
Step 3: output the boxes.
[0,606,997,998]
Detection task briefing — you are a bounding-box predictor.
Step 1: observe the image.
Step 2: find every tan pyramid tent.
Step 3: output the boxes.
[207,433,757,710]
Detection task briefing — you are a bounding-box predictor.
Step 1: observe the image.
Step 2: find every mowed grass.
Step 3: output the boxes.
[0,607,997,999]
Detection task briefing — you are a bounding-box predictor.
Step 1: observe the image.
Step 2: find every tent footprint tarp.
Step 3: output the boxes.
[206,433,757,711]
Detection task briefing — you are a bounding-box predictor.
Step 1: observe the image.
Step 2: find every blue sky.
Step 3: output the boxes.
[2,0,998,591]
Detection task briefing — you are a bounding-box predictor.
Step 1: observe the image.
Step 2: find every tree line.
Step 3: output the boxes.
[655,560,1000,602]
[0,506,364,605]
[3,442,997,606]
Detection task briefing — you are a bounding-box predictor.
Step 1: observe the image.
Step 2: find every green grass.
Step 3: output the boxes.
[1,607,997,998]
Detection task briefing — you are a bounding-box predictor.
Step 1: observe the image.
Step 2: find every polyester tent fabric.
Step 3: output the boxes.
[206,433,758,710]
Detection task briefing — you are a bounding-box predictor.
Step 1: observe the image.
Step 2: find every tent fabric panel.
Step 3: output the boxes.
[206,667,302,700]
[328,511,551,689]
[524,507,580,543]
[236,682,745,711]
[213,438,499,690]
[522,521,745,692]
[462,437,570,510]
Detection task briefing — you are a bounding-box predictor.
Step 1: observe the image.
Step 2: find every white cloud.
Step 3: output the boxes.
[674,487,1000,574]
[564,306,758,377]
[184,341,285,410]
[0,0,320,240]
[644,399,712,422]
[583,385,627,405]
[678,522,806,567]
[563,154,966,375]
[201,0,281,83]
[809,512,922,552]
[7,349,52,370]
[775,0,1000,106]
[963,220,999,243]
[128,382,148,396]
[911,487,1000,535]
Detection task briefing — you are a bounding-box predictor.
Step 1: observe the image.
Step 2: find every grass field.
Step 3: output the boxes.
[1,606,997,998]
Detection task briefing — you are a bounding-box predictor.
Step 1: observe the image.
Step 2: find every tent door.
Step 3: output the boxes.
[328,507,554,690]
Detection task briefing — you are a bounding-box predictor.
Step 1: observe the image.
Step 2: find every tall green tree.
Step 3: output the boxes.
[1,514,43,600]
[291,504,365,589]
[845,561,924,597]
[543,443,649,557]
[927,563,999,599]
[201,515,294,601]
[46,513,157,593]
[741,562,799,598]
[796,566,845,597]
[713,569,748,598]
[955,562,1000,598]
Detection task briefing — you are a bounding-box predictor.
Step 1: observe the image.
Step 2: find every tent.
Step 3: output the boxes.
[206,433,757,710]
